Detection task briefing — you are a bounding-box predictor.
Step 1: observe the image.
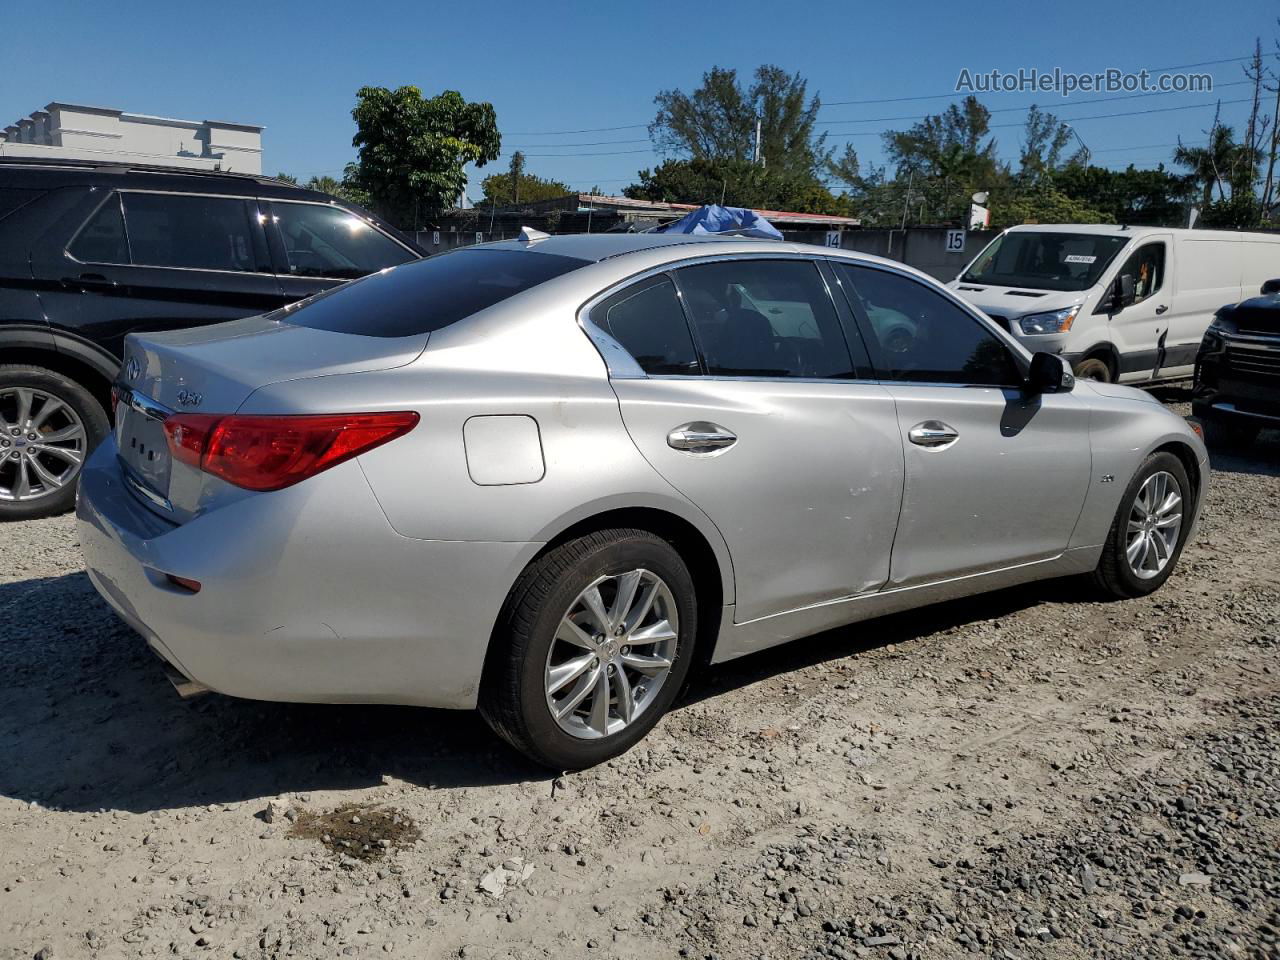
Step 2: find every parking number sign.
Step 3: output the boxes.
[945,229,966,253]
[824,231,841,248]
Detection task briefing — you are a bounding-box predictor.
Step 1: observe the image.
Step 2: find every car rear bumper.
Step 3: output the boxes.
[77,438,542,709]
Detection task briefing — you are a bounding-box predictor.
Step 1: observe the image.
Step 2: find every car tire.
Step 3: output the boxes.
[1091,451,1192,599]
[480,528,698,770]
[1073,357,1112,383]
[0,365,109,522]
[1204,416,1259,451]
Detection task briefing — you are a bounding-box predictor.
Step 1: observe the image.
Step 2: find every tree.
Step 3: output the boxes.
[643,65,834,210]
[1017,105,1086,184]
[989,183,1111,227]
[346,86,500,228]
[478,167,571,207]
[274,172,299,184]
[1052,164,1193,226]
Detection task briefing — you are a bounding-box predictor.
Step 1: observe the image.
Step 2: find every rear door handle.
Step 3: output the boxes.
[1155,304,1169,315]
[908,420,959,448]
[667,422,737,455]
[63,272,116,292]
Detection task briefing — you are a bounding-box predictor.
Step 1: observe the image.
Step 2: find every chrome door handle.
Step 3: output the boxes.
[667,422,737,455]
[908,420,959,448]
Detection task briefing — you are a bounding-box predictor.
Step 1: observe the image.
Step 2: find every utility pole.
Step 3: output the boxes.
[753,119,762,167]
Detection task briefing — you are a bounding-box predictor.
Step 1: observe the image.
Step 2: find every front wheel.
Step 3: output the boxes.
[0,366,109,521]
[480,529,698,770]
[1073,357,1112,383]
[1092,451,1192,599]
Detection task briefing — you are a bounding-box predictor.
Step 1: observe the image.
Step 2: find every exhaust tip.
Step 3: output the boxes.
[163,663,210,699]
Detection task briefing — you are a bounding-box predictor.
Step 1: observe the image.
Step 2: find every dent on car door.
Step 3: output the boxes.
[596,258,904,624]
[38,190,283,359]
[832,262,1092,588]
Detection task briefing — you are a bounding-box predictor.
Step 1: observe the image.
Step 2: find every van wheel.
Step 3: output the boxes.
[0,366,109,521]
[1091,451,1191,599]
[1073,357,1112,383]
[480,529,697,770]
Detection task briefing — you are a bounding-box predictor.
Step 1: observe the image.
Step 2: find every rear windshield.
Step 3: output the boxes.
[279,248,589,338]
[961,232,1130,292]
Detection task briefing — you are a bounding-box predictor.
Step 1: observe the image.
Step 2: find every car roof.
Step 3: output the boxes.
[481,232,775,262]
[0,157,326,201]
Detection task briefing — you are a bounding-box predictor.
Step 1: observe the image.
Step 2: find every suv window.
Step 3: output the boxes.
[271,202,415,279]
[0,187,46,222]
[676,259,855,378]
[1115,242,1166,304]
[281,248,588,338]
[837,264,1021,386]
[70,194,129,264]
[590,275,701,376]
[122,193,258,272]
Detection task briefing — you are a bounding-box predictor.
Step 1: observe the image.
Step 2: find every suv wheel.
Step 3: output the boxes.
[481,529,698,770]
[0,365,109,521]
[1092,451,1192,599]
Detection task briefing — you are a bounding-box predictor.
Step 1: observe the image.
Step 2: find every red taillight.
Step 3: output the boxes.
[163,411,418,491]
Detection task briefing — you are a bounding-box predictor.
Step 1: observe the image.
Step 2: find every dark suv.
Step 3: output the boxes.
[1193,279,1280,450]
[0,159,423,519]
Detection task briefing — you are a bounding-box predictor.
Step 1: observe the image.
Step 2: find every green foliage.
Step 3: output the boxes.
[477,152,570,207]
[346,85,500,228]
[989,183,1112,227]
[1052,165,1193,226]
[626,157,847,215]
[274,172,299,185]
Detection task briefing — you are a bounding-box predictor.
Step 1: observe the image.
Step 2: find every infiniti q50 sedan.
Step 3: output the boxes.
[78,234,1207,769]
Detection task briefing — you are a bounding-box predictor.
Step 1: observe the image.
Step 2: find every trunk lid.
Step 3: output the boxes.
[114,315,428,522]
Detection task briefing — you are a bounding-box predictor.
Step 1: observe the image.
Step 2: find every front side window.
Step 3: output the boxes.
[590,275,700,376]
[69,194,129,264]
[1115,242,1166,304]
[838,264,1021,386]
[121,193,258,272]
[271,203,415,279]
[675,259,855,378]
[962,231,1130,292]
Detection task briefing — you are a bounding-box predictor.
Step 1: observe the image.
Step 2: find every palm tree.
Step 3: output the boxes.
[1174,123,1246,207]
[305,175,343,196]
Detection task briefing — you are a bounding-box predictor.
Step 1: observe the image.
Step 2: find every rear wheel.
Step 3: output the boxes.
[480,529,697,770]
[1092,451,1191,599]
[1073,357,1112,383]
[0,366,108,521]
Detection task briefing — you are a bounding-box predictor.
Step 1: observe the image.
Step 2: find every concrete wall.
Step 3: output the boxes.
[785,227,1000,281]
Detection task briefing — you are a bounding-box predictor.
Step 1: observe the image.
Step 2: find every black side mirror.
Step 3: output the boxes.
[1028,352,1074,394]
[1261,278,1280,296]
[1113,273,1136,312]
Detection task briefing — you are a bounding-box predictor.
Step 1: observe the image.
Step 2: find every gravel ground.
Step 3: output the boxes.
[1,388,1277,960]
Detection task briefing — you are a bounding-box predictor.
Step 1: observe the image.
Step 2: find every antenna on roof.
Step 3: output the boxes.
[518,225,550,242]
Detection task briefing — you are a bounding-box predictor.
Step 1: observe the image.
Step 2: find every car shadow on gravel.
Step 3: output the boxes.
[0,569,1127,815]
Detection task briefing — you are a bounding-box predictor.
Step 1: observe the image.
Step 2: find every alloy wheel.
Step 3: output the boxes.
[0,387,87,503]
[1125,470,1182,580]
[544,569,679,739]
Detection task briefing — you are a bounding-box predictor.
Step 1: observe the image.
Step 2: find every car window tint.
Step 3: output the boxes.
[676,259,854,378]
[591,275,701,376]
[70,194,129,264]
[272,203,415,279]
[122,193,257,272]
[0,187,46,222]
[280,248,588,338]
[837,264,1020,386]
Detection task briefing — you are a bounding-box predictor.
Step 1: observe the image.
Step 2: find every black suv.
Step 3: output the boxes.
[1193,279,1280,450]
[0,159,423,519]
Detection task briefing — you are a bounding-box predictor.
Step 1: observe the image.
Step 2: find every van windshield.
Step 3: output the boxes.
[961,232,1130,292]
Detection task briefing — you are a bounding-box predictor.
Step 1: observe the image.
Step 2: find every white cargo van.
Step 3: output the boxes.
[948,224,1280,383]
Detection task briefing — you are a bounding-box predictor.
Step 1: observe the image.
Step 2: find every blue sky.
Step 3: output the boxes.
[4,0,1276,198]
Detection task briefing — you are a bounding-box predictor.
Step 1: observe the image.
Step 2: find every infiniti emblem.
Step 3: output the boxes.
[125,356,140,381]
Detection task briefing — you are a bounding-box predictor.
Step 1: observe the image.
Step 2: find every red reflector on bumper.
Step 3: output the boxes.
[166,574,202,594]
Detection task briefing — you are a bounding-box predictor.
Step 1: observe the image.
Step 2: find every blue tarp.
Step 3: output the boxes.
[654,204,783,240]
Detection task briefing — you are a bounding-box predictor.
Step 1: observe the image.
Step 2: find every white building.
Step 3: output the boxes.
[0,103,263,174]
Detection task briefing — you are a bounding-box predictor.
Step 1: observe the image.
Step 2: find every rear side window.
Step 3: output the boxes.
[0,187,46,222]
[590,275,701,375]
[70,194,129,264]
[837,264,1021,386]
[122,193,258,272]
[271,202,415,279]
[676,259,855,378]
[281,248,588,338]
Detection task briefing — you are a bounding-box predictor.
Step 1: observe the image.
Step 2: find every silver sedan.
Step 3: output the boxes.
[78,234,1207,769]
